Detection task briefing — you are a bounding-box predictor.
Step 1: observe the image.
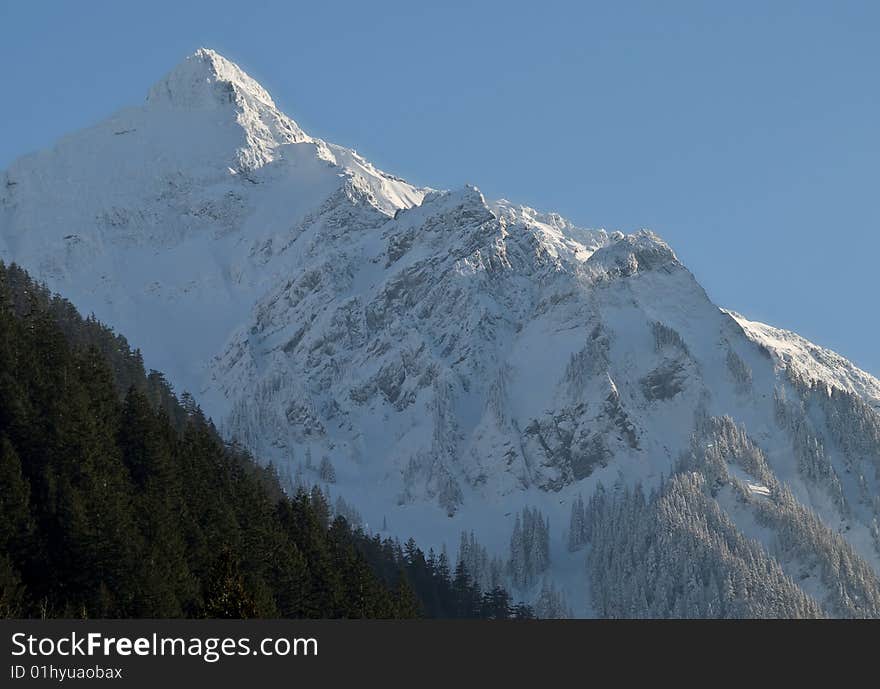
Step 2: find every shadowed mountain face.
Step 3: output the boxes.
[3,49,880,617]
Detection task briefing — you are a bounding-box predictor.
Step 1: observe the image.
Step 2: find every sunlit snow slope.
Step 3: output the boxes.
[3,49,880,617]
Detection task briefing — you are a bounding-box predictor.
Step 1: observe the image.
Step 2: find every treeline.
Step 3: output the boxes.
[0,262,525,619]
[358,537,534,619]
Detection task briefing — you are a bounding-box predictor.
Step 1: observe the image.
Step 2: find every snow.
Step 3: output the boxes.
[747,483,771,497]
[726,465,771,498]
[3,48,880,616]
[726,310,880,408]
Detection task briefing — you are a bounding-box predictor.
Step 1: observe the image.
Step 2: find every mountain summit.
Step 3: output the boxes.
[3,50,880,617]
[145,48,310,170]
[147,48,283,110]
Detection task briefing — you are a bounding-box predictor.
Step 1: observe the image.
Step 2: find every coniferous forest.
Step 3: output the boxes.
[0,262,530,619]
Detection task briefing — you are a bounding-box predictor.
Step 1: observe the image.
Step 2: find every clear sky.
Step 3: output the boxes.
[1,1,877,375]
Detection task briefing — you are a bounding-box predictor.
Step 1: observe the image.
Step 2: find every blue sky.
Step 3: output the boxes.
[1,1,877,374]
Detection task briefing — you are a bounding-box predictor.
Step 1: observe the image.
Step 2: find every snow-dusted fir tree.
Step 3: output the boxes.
[437,544,451,583]
[292,461,306,493]
[457,531,496,592]
[319,457,336,483]
[567,493,587,552]
[534,582,572,619]
[508,506,550,590]
[334,495,363,529]
[726,347,752,392]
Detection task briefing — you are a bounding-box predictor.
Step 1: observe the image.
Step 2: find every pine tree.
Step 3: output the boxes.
[451,560,479,618]
[203,549,259,619]
[0,436,32,617]
[480,587,512,619]
[393,571,421,619]
[0,436,32,562]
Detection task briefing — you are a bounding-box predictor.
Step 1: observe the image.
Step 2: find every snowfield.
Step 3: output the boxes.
[3,48,880,617]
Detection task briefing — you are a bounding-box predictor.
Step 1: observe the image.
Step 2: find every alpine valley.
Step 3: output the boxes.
[3,49,880,618]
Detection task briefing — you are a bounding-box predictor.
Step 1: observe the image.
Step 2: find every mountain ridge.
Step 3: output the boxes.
[3,48,880,617]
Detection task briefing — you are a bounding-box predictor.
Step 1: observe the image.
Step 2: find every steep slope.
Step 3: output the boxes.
[0,48,424,397]
[3,49,880,617]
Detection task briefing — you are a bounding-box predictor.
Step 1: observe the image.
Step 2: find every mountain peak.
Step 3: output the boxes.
[143,48,310,169]
[146,48,277,110]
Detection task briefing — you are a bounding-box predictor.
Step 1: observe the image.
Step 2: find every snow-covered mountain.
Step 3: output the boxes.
[4,48,880,617]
